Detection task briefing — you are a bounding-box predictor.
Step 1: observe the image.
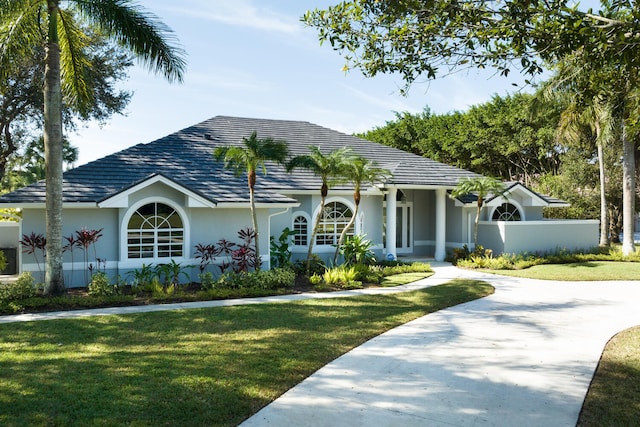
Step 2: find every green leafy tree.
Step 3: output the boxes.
[450,177,506,247]
[214,132,289,268]
[2,137,78,192]
[361,93,562,185]
[333,155,391,264]
[0,31,132,186]
[0,0,186,294]
[303,1,639,254]
[286,146,352,274]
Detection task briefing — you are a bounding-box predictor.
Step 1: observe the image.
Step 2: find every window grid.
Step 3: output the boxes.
[293,215,308,246]
[492,203,522,221]
[315,202,353,246]
[127,203,184,259]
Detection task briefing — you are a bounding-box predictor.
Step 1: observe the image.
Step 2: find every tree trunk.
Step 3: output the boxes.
[306,197,324,275]
[622,122,636,255]
[334,197,358,265]
[248,172,260,270]
[474,199,482,248]
[44,5,65,294]
[597,140,609,246]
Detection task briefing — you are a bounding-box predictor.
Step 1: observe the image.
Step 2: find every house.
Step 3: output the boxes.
[0,116,599,286]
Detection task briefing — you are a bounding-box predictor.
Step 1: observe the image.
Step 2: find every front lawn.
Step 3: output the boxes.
[578,325,640,425]
[485,261,640,281]
[0,279,492,427]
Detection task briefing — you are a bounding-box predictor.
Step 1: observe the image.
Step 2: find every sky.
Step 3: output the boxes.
[70,0,536,165]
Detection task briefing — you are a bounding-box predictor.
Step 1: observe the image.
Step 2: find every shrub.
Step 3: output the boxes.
[293,254,326,277]
[215,268,295,290]
[88,272,116,296]
[198,271,216,290]
[322,266,362,289]
[0,272,38,302]
[309,273,322,286]
[340,235,376,266]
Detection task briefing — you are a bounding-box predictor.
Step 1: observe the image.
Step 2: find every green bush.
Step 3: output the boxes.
[322,266,363,289]
[340,235,376,266]
[0,272,38,302]
[88,272,117,296]
[456,246,640,270]
[198,271,215,290]
[293,254,326,276]
[215,268,295,290]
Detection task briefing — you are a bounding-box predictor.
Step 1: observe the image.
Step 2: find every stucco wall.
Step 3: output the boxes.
[478,220,600,255]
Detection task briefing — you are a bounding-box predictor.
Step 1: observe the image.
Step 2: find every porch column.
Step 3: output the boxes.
[435,188,446,261]
[385,187,397,260]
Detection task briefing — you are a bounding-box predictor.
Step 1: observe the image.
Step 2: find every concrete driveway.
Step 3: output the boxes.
[241,264,640,427]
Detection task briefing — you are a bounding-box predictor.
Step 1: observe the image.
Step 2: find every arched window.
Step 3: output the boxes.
[127,202,184,259]
[492,203,522,221]
[316,201,354,245]
[293,214,308,246]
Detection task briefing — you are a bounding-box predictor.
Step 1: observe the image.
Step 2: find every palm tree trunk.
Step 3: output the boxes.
[622,122,636,255]
[474,200,482,248]
[597,141,609,246]
[334,199,358,265]
[44,5,65,295]
[248,176,260,270]
[306,197,325,275]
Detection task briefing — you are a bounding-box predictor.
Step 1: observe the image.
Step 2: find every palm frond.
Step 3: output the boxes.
[57,7,93,115]
[74,0,186,83]
[0,1,44,81]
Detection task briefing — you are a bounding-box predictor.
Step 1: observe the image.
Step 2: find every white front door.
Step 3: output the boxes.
[395,202,413,253]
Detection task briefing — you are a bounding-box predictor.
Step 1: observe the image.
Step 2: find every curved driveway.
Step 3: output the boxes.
[241,264,640,427]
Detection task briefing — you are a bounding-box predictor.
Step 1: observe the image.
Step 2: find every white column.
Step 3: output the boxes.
[385,187,397,260]
[435,188,446,261]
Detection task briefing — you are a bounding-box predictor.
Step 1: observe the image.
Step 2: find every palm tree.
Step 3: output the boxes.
[555,97,618,247]
[214,132,289,269]
[333,156,391,264]
[450,176,506,248]
[286,146,352,274]
[0,1,186,294]
[541,57,620,248]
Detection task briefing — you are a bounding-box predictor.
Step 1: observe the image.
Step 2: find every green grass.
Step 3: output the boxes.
[578,325,640,425]
[486,261,640,281]
[380,272,432,287]
[0,279,492,427]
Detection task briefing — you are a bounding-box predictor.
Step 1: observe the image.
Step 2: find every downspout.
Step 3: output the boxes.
[267,207,291,270]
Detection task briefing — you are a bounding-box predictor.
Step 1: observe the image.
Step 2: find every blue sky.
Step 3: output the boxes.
[70,0,535,165]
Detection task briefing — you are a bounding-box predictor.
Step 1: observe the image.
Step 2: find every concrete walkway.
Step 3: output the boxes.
[241,265,640,427]
[2,264,639,426]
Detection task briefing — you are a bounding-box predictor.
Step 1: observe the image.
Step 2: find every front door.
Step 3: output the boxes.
[395,202,413,254]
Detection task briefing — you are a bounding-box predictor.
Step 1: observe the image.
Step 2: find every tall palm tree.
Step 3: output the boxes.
[0,1,186,294]
[542,57,620,248]
[450,176,506,248]
[286,146,352,274]
[333,155,391,264]
[555,97,618,247]
[214,132,289,269]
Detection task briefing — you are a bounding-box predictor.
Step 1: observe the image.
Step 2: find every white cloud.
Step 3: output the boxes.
[158,0,301,34]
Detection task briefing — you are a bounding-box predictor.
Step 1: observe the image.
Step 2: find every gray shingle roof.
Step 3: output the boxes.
[0,116,480,205]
